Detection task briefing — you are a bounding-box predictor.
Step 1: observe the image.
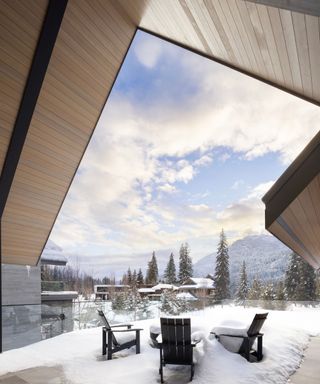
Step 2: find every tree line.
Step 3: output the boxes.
[120,243,193,287]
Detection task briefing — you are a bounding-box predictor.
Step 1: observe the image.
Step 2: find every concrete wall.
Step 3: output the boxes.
[2,264,41,305]
[2,264,42,351]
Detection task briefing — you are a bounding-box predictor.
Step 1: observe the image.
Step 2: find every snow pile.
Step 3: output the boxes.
[0,306,319,384]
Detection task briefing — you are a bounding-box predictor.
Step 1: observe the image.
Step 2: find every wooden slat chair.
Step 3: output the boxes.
[212,313,268,362]
[159,318,199,383]
[97,309,143,360]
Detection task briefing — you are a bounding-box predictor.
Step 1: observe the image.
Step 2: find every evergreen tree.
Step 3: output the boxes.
[247,278,262,300]
[285,253,304,300]
[164,253,177,284]
[111,293,125,310]
[160,290,180,315]
[276,281,285,301]
[236,261,248,302]
[298,260,316,301]
[127,268,132,286]
[137,268,144,286]
[261,283,276,301]
[213,229,230,300]
[132,269,137,288]
[146,251,159,285]
[178,243,193,283]
[121,272,128,285]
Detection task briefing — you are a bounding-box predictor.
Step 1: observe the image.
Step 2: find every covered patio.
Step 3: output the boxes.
[1,0,320,383]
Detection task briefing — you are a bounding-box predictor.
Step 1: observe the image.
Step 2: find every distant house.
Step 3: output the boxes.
[178,277,214,298]
[138,287,156,298]
[94,284,129,300]
[138,283,177,300]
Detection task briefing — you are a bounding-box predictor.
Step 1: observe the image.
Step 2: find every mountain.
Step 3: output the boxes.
[193,234,291,289]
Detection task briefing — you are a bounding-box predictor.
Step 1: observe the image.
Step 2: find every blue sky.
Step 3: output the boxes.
[49,31,320,276]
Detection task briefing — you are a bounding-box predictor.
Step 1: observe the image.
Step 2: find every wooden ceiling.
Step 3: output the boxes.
[1,0,319,265]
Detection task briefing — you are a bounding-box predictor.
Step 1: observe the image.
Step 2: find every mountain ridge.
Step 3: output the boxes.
[193,234,291,288]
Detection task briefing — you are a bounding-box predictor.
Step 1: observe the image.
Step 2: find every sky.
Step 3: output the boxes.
[49,31,320,278]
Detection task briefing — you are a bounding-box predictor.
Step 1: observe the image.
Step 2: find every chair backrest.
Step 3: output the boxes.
[160,318,192,364]
[247,313,268,337]
[239,313,268,354]
[97,309,119,346]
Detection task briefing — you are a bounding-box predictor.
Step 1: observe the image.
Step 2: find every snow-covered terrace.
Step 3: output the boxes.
[1,306,320,384]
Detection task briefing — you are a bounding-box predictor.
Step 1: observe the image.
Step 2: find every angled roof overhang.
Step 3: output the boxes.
[262,131,320,269]
[1,0,320,266]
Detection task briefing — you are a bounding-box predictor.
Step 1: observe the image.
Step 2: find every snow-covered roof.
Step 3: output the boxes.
[181,277,214,288]
[138,288,156,293]
[41,239,67,266]
[152,283,176,290]
[176,292,197,301]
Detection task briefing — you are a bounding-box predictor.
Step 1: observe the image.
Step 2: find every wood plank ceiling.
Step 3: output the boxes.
[1,0,319,265]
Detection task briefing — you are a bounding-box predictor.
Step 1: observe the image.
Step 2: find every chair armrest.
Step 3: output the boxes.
[211,332,247,338]
[110,324,133,329]
[109,328,143,333]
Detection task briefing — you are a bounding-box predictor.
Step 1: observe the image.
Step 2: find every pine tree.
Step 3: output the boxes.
[298,260,316,301]
[248,278,262,300]
[127,268,132,286]
[261,283,276,301]
[111,293,125,310]
[164,253,177,284]
[236,261,248,302]
[178,243,193,283]
[121,272,128,285]
[285,252,304,300]
[213,229,230,300]
[137,268,144,286]
[276,281,285,301]
[160,290,180,315]
[146,251,159,285]
[132,269,137,288]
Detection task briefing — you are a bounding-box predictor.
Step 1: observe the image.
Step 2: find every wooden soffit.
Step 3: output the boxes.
[1,0,320,265]
[262,130,320,269]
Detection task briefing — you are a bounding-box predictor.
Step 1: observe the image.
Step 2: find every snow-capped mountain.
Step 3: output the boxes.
[194,234,291,287]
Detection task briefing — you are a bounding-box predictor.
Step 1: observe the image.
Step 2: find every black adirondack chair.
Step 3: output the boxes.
[159,318,199,383]
[212,313,268,362]
[97,309,143,360]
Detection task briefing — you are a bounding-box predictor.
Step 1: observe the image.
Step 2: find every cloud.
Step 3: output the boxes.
[50,32,320,275]
[231,180,244,190]
[133,34,163,68]
[194,154,213,167]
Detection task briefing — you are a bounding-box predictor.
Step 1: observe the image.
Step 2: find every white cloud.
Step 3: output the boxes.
[158,183,176,193]
[134,34,163,68]
[231,180,244,190]
[194,154,213,167]
[50,33,320,271]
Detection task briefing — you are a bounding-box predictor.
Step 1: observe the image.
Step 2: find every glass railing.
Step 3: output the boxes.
[2,299,320,352]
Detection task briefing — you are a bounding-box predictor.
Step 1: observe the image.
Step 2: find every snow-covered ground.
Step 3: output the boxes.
[1,306,320,384]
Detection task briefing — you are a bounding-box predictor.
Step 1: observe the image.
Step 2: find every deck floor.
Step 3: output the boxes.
[0,366,69,384]
[289,336,320,384]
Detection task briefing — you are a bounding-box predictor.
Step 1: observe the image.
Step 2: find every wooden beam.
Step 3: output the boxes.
[0,0,68,218]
